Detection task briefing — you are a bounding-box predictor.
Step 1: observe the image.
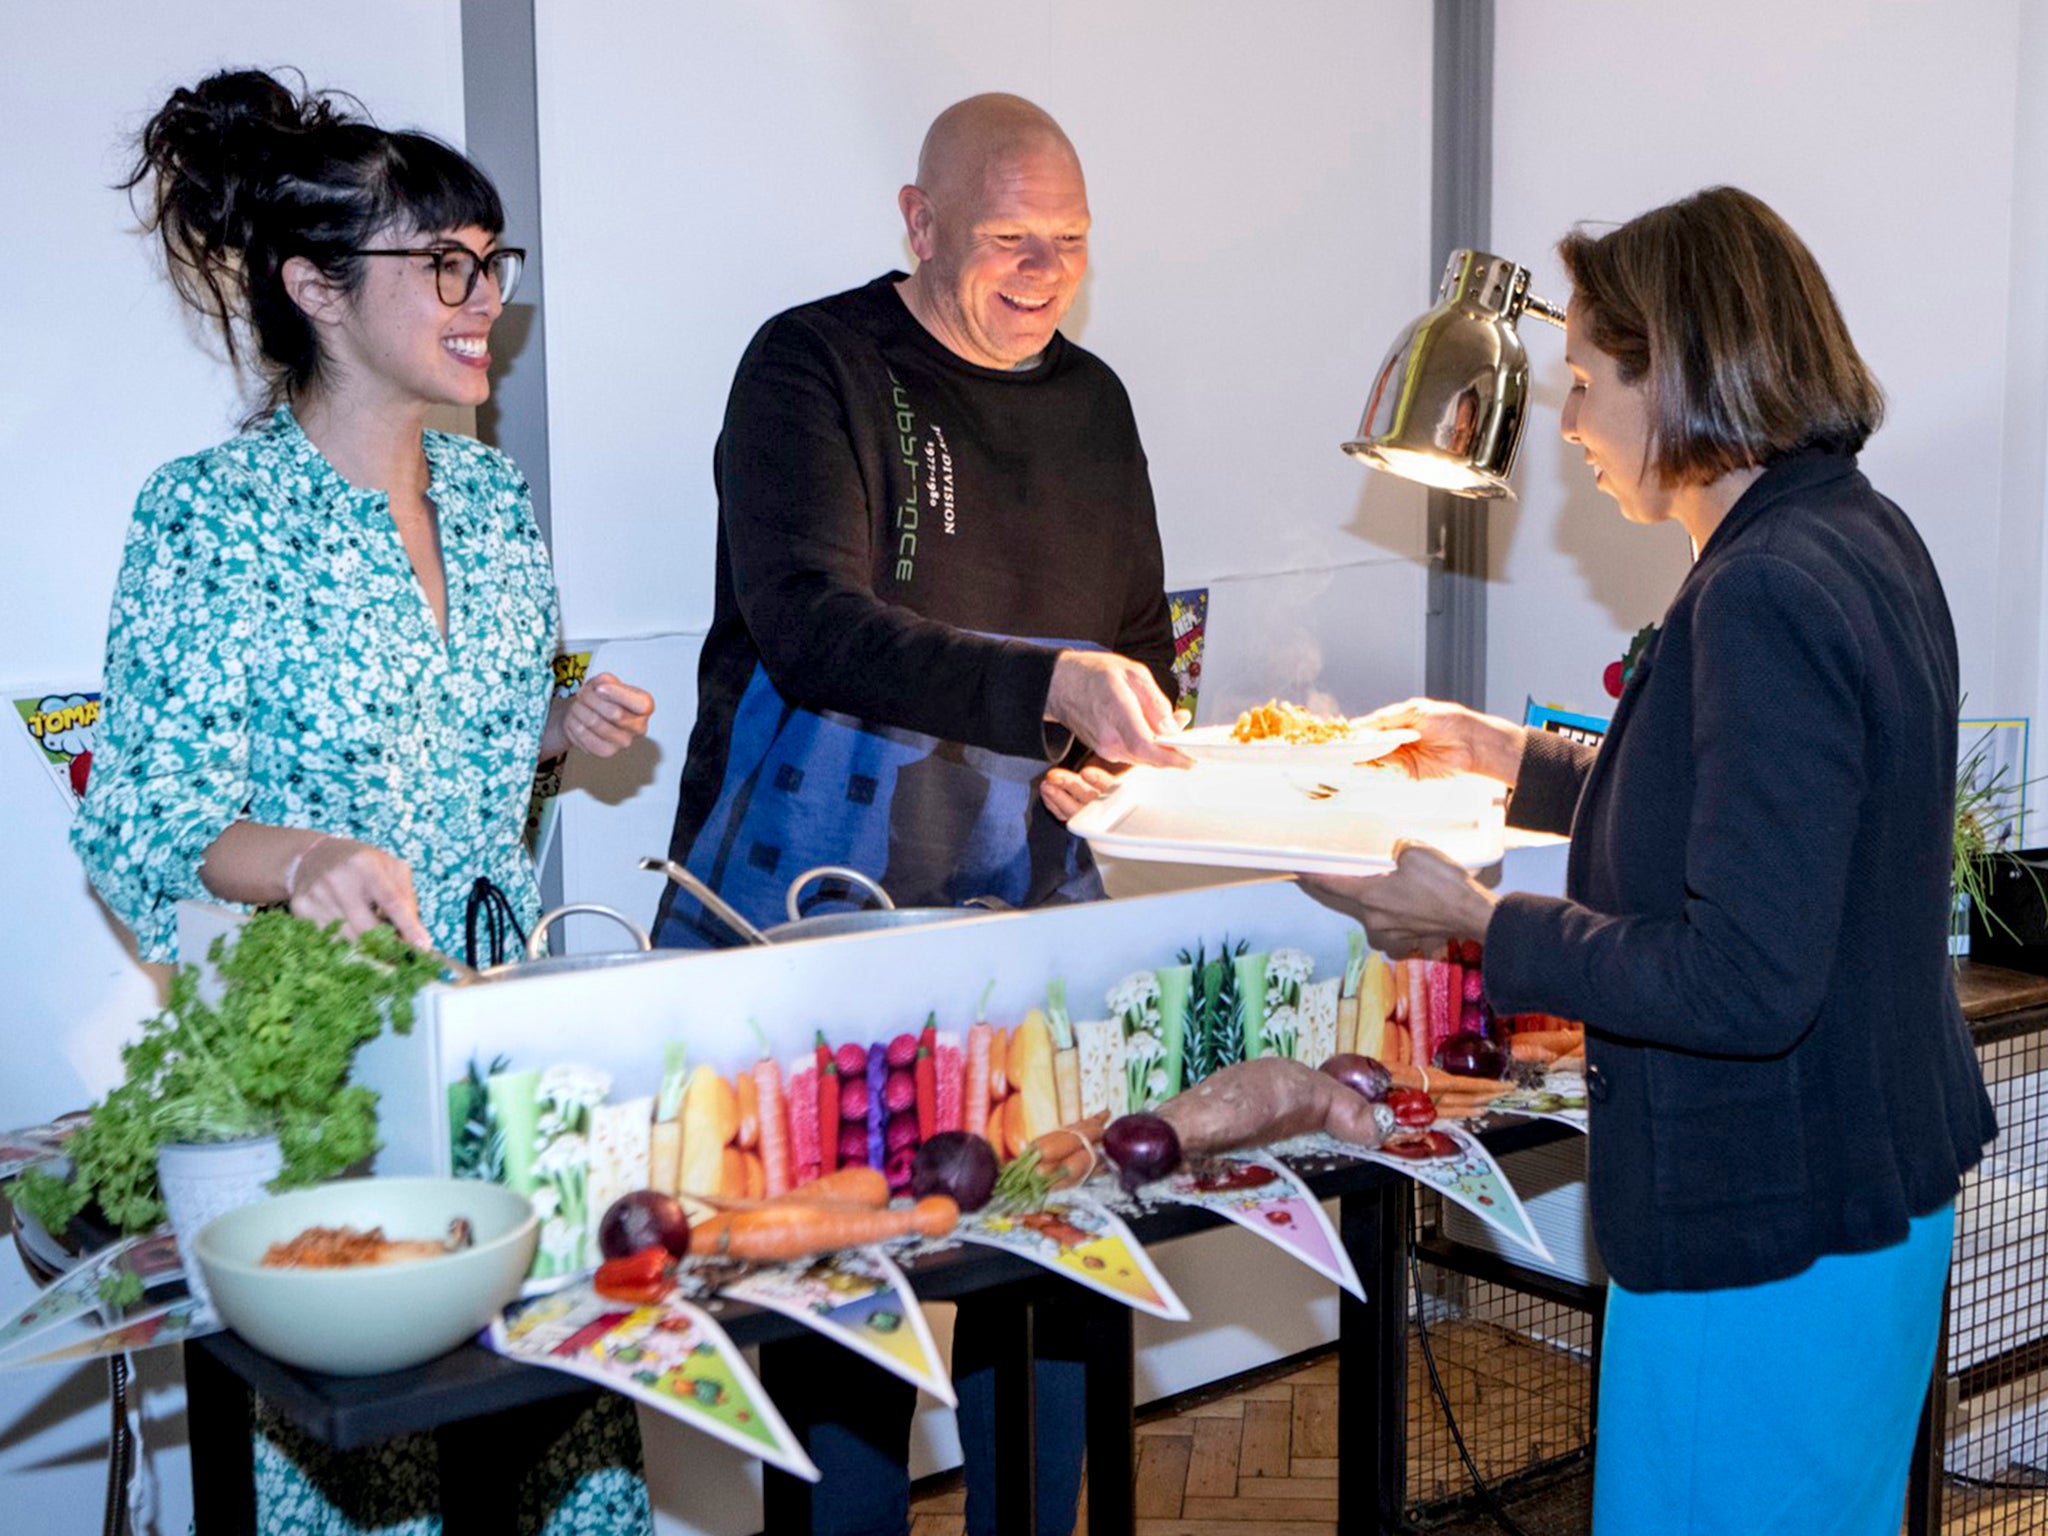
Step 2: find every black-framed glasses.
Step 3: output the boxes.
[352,244,526,307]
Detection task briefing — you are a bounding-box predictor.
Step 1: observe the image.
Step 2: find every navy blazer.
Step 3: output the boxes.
[1486,449,1996,1293]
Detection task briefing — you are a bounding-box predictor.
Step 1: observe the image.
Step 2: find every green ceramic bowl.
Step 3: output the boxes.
[193,1177,537,1376]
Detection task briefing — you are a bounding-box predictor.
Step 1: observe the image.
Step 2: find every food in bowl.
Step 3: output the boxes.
[195,1177,536,1375]
[261,1218,474,1268]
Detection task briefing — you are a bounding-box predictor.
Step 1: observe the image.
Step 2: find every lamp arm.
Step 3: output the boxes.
[1520,291,1568,329]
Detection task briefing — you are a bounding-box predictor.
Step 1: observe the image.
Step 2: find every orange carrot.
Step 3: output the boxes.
[1511,1039,1560,1065]
[752,1058,790,1197]
[964,1024,993,1143]
[687,1195,959,1262]
[988,1026,1011,1099]
[1029,1111,1110,1189]
[777,1165,889,1208]
[1405,961,1431,1072]
[735,1071,761,1150]
[1385,1062,1512,1095]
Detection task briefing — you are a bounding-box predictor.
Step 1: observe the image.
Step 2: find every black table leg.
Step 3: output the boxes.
[1906,1278,1952,1536]
[438,1389,600,1536]
[1338,1180,1411,1536]
[758,1334,822,1534]
[1075,1292,1133,1536]
[185,1341,256,1536]
[983,1286,1038,1536]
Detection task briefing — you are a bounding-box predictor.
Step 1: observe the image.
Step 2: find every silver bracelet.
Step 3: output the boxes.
[283,833,338,901]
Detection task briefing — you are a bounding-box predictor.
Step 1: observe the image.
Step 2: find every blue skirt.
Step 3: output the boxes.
[1594,1203,1953,1536]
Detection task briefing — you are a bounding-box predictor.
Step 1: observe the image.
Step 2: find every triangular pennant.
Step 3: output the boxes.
[1365,1126,1553,1264]
[720,1247,953,1405]
[957,1195,1189,1321]
[490,1285,818,1481]
[1151,1151,1365,1300]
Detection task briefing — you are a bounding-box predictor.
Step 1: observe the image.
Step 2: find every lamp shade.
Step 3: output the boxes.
[1344,249,1562,500]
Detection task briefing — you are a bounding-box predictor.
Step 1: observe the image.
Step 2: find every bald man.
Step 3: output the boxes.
[654,93,1185,958]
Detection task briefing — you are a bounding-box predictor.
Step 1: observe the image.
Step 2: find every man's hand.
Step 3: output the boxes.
[542,673,656,760]
[1044,651,1191,769]
[1299,841,1497,958]
[1040,763,1124,822]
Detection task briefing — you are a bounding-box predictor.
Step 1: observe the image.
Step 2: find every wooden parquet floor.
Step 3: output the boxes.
[908,1317,1594,1536]
[905,1315,2048,1535]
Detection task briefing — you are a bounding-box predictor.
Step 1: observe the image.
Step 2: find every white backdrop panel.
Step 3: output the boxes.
[1487,0,2022,722]
[532,0,1433,640]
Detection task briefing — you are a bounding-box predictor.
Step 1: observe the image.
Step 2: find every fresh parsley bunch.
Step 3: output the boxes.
[18,911,439,1235]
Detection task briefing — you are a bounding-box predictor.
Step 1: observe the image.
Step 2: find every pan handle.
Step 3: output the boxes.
[526,902,654,961]
[785,865,895,923]
[638,857,774,947]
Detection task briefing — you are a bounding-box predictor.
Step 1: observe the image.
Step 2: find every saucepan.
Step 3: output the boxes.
[642,857,1010,944]
[459,860,1006,981]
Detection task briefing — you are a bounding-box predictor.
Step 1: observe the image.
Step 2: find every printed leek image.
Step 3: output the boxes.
[528,1063,612,1276]
[1108,970,1166,1111]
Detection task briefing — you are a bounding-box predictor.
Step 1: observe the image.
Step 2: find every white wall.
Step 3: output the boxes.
[532,0,1437,940]
[1486,0,2028,728]
[0,6,467,1532]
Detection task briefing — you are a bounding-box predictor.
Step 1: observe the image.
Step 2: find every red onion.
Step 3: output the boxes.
[1319,1053,1394,1102]
[910,1130,1000,1211]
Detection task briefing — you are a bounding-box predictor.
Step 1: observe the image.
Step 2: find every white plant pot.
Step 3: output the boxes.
[157,1135,282,1309]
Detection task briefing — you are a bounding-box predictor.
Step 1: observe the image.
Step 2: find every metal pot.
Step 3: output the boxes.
[764,865,1008,941]
[471,863,1009,982]
[642,858,1006,947]
[473,903,656,980]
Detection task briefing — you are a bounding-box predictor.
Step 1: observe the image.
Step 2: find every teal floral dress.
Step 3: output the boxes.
[75,408,651,1535]
[76,406,555,962]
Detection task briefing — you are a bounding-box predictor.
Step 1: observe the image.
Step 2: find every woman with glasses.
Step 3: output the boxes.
[74,68,654,1534]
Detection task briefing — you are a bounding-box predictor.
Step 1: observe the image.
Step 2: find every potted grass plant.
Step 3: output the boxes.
[1954,725,2046,966]
[16,911,439,1297]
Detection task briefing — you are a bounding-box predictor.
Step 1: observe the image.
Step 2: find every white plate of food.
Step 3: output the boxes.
[1166,700,1418,767]
[1069,764,1507,876]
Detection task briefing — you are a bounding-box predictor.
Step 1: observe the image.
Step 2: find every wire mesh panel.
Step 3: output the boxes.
[1406,1186,1598,1534]
[1938,1023,2048,1533]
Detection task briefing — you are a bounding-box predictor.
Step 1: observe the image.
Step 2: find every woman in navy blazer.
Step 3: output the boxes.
[1319,187,1996,1535]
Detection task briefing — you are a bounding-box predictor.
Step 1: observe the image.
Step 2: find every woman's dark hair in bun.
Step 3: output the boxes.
[126,67,505,407]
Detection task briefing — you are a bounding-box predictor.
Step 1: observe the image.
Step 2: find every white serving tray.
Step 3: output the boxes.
[1069,764,1508,875]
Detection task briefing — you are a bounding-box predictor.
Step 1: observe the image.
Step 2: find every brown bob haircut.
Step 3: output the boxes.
[1557,186,1884,486]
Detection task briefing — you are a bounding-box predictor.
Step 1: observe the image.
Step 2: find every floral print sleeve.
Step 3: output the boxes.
[74,455,265,957]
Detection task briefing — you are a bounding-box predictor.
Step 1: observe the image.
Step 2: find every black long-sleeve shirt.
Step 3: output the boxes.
[656,274,1173,943]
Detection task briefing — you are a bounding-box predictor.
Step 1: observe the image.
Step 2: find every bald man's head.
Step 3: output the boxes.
[895,95,1091,369]
[914,94,1080,198]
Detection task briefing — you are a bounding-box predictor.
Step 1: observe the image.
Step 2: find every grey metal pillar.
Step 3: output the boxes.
[1427,0,1493,709]
[462,0,564,911]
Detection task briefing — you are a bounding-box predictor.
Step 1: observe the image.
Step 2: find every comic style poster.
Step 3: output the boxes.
[491,1286,817,1480]
[1153,1152,1364,1300]
[957,1196,1188,1321]
[1167,588,1208,722]
[13,689,102,810]
[524,649,592,871]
